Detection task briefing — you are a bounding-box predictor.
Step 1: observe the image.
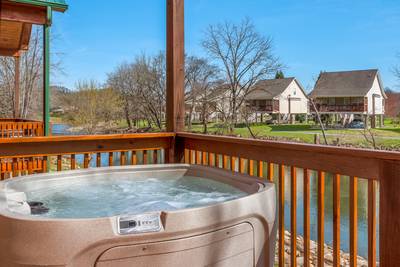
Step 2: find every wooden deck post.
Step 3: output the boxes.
[379,160,400,266]
[166,0,185,133]
[43,7,52,136]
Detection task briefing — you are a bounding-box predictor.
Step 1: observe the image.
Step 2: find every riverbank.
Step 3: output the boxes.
[276,231,369,266]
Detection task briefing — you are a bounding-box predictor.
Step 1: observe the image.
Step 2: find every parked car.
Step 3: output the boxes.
[348,120,365,129]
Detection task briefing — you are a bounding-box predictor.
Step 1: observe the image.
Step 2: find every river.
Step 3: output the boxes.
[51,124,376,258]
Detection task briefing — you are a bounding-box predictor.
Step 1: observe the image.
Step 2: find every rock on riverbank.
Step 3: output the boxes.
[275,231,370,266]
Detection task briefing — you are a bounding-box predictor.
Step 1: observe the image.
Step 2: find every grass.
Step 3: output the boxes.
[188,121,400,150]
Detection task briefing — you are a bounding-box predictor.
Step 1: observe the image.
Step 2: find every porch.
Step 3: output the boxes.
[313,97,367,113]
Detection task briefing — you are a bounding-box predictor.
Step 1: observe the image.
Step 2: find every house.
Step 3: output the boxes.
[309,69,387,128]
[245,78,309,123]
[385,92,400,118]
[185,84,230,124]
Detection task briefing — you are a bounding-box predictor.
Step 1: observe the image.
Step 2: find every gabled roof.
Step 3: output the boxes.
[11,0,68,11]
[246,78,304,100]
[310,69,386,98]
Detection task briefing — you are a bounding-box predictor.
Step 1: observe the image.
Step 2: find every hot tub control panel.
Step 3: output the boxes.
[117,213,162,235]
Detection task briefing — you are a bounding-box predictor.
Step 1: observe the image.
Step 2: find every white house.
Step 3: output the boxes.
[246,78,309,123]
[309,69,387,127]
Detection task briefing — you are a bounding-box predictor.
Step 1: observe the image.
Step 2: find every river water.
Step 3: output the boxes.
[51,124,376,258]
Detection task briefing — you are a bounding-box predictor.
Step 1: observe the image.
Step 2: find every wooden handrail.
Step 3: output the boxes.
[177,132,400,179]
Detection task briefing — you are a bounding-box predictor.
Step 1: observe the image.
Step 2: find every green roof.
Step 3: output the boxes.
[12,0,68,12]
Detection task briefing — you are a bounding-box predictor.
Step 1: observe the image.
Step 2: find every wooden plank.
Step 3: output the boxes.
[215,154,220,168]
[153,150,158,164]
[208,152,213,166]
[0,133,174,158]
[0,2,47,25]
[368,179,376,267]
[278,164,285,267]
[231,156,236,172]
[257,161,263,178]
[350,177,358,267]
[71,154,76,170]
[290,166,297,267]
[107,152,113,166]
[202,151,207,165]
[318,171,325,267]
[379,160,400,266]
[239,158,245,174]
[223,155,228,170]
[248,159,254,176]
[131,151,137,165]
[333,174,340,267]
[121,151,126,166]
[166,0,185,132]
[57,155,62,171]
[143,151,147,165]
[189,150,194,164]
[83,154,89,169]
[42,156,47,173]
[267,162,274,181]
[27,157,33,175]
[195,150,201,165]
[96,153,101,168]
[304,169,310,267]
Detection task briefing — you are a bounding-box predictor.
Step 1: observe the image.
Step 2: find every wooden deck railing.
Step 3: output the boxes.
[176,132,400,267]
[0,119,44,138]
[0,133,174,179]
[1,132,400,266]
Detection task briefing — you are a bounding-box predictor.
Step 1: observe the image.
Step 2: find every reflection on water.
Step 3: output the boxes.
[275,167,379,259]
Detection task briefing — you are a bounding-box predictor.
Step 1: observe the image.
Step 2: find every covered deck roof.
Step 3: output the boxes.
[0,0,68,57]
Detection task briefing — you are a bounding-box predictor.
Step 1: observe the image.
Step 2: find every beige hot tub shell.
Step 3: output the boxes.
[0,164,276,267]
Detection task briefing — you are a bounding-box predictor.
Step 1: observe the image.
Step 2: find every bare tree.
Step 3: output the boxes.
[185,56,219,132]
[65,80,122,134]
[0,27,63,119]
[202,18,281,131]
[394,54,400,81]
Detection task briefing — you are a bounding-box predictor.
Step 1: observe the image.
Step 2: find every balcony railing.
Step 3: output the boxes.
[1,132,400,266]
[0,119,44,138]
[314,104,366,113]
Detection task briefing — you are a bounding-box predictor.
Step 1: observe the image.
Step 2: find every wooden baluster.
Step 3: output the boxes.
[223,155,228,170]
[318,171,325,267]
[131,151,137,165]
[368,179,376,267]
[350,177,358,267]
[278,164,285,267]
[333,174,341,267]
[304,169,310,267]
[208,152,214,166]
[231,156,236,172]
[1,161,5,180]
[202,152,207,165]
[84,154,90,169]
[71,154,76,170]
[248,159,254,176]
[196,151,201,165]
[121,151,126,166]
[153,150,158,164]
[267,163,274,181]
[184,149,189,164]
[28,157,33,175]
[291,166,297,267]
[239,158,245,174]
[42,156,48,173]
[258,161,263,178]
[6,161,12,178]
[109,152,114,166]
[215,154,220,168]
[12,158,18,177]
[96,153,101,168]
[143,150,147,165]
[57,155,62,171]
[189,150,194,165]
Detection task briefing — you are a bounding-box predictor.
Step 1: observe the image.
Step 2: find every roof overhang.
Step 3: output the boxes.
[0,0,67,57]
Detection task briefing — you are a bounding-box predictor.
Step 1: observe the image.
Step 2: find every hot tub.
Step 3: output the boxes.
[0,164,276,267]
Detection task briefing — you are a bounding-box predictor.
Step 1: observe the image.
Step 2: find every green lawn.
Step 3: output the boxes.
[188,121,400,150]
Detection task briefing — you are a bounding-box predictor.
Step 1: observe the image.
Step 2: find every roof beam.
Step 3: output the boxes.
[0,48,20,57]
[0,2,46,25]
[19,23,32,50]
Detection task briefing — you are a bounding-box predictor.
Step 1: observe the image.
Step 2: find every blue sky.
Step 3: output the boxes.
[51,0,400,91]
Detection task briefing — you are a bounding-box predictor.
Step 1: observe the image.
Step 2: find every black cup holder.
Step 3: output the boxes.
[27,201,49,215]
